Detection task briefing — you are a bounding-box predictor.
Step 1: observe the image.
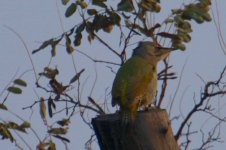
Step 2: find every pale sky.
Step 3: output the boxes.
[0,0,226,150]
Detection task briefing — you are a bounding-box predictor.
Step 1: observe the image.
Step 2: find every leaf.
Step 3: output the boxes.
[147,23,161,36]
[88,31,95,42]
[157,32,180,40]
[173,41,186,51]
[70,69,85,84]
[176,43,186,51]
[103,24,113,33]
[92,0,107,8]
[7,86,22,94]
[7,121,26,133]
[48,127,68,135]
[51,38,62,57]
[171,9,183,14]
[37,142,49,150]
[57,118,70,126]
[111,12,121,26]
[39,67,59,79]
[73,33,82,46]
[49,79,68,95]
[139,0,161,12]
[65,3,77,17]
[117,0,134,12]
[0,125,14,142]
[7,122,20,129]
[61,0,70,5]
[40,98,46,121]
[181,3,211,24]
[76,22,86,34]
[51,46,56,57]
[176,21,192,33]
[178,32,191,43]
[164,18,174,24]
[48,98,56,118]
[20,121,31,128]
[32,39,54,54]
[14,79,27,87]
[0,103,8,110]
[65,34,74,54]
[87,9,98,16]
[48,141,56,150]
[77,1,88,9]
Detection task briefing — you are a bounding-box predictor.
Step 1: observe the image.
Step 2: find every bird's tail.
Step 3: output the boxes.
[120,109,136,125]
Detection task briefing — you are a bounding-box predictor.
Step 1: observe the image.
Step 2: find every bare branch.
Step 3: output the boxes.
[175,66,226,140]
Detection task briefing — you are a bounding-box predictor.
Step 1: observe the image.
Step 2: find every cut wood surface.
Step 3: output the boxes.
[92,109,180,150]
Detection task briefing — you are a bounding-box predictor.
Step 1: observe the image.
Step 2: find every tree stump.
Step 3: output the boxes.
[92,109,180,150]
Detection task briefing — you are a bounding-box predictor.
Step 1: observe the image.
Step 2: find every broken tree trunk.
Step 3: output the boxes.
[92,109,180,150]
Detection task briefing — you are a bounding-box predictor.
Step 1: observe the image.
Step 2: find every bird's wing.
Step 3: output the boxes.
[111,56,155,107]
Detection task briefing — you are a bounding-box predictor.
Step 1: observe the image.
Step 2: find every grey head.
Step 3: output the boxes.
[132,41,174,62]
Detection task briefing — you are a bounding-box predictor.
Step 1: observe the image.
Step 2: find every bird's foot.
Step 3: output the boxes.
[144,104,155,111]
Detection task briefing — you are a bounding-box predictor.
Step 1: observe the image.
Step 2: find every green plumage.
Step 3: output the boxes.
[112,56,154,105]
[111,41,173,123]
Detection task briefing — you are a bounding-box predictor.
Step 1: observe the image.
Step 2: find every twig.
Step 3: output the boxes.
[157,59,169,108]
[88,97,105,115]
[175,66,226,140]
[3,25,38,81]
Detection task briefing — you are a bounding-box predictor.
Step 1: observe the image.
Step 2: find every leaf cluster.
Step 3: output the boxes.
[32,0,212,57]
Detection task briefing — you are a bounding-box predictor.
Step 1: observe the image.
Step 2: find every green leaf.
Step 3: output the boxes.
[65,3,77,17]
[14,79,27,87]
[164,18,174,24]
[109,12,121,26]
[178,33,191,43]
[117,0,134,12]
[61,0,70,5]
[171,9,183,14]
[177,21,192,33]
[172,41,186,51]
[7,86,22,94]
[87,9,98,16]
[202,12,211,22]
[92,0,107,8]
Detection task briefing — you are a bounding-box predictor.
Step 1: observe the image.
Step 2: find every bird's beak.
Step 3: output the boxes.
[155,45,177,61]
[156,45,178,51]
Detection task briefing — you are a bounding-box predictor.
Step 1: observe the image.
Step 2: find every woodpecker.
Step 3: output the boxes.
[111,41,174,123]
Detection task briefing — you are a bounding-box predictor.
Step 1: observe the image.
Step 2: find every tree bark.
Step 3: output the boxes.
[92,109,180,150]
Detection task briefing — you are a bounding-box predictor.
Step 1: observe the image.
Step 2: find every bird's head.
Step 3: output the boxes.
[132,41,176,63]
